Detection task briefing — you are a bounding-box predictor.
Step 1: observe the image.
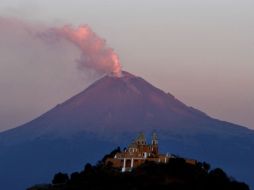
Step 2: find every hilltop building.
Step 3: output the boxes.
[106,132,173,172]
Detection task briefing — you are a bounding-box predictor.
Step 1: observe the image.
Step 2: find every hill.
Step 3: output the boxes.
[27,149,249,190]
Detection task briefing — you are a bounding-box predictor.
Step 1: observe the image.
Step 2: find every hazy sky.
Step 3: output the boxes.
[0,0,253,131]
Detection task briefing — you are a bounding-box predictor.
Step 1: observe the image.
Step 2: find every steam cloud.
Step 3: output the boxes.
[0,17,122,77]
[40,25,122,77]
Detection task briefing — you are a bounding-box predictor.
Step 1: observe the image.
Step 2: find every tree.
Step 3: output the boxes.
[209,168,228,182]
[101,147,121,163]
[203,162,211,172]
[70,172,80,181]
[84,163,93,173]
[52,172,69,185]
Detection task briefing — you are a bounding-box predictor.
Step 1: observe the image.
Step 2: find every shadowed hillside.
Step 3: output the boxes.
[27,149,249,190]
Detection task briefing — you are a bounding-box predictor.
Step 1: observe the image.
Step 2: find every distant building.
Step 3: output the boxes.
[106,132,174,172]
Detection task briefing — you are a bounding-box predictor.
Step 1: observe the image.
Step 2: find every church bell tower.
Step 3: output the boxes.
[151,131,159,155]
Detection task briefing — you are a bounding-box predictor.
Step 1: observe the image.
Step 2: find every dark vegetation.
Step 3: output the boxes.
[27,148,249,190]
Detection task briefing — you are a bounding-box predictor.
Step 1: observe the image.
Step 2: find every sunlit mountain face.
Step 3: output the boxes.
[0,71,253,190]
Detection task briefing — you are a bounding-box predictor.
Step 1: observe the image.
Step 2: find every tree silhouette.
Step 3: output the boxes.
[203,162,211,171]
[52,172,69,185]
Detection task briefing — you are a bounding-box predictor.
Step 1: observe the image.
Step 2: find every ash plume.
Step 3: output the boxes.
[0,17,122,77]
[40,25,122,77]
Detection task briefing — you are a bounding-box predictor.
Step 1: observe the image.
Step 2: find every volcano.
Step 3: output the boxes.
[0,71,253,189]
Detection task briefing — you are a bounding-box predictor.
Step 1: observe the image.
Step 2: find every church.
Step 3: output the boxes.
[106,132,173,172]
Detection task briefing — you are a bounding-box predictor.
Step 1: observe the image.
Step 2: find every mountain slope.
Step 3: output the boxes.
[0,71,253,190]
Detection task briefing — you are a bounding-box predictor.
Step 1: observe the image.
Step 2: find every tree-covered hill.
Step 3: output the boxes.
[27,149,249,190]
